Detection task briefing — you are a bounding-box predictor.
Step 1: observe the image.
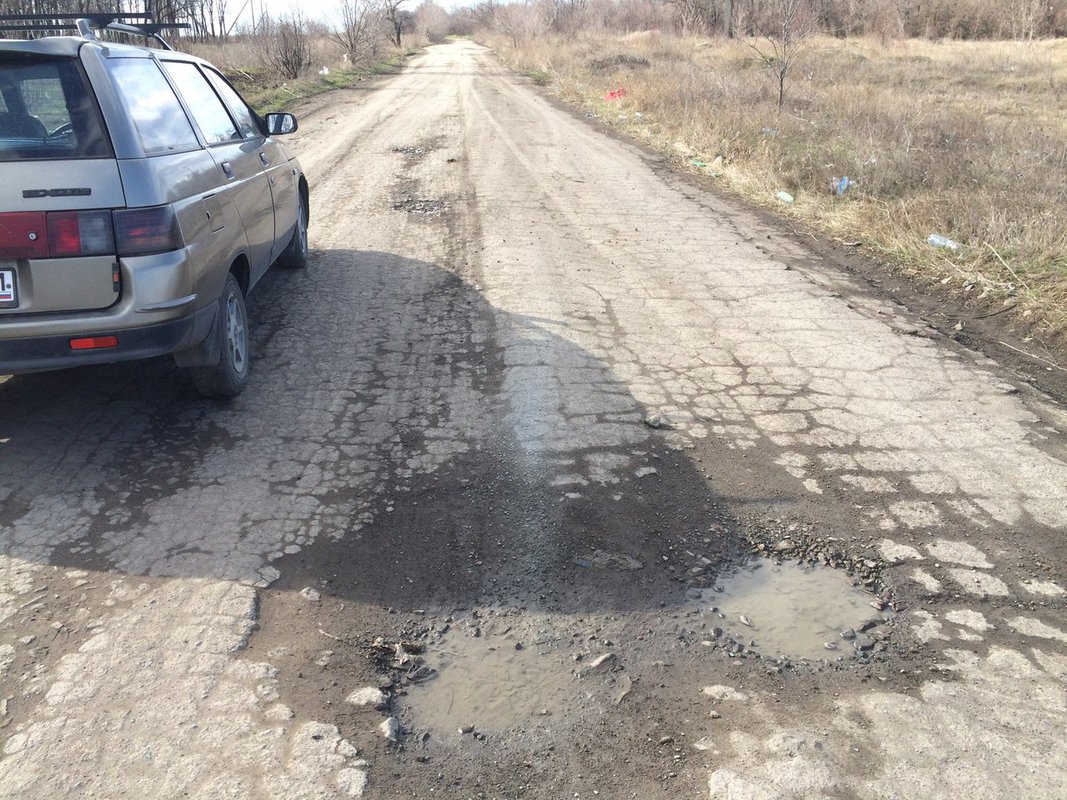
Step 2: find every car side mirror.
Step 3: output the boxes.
[264,112,298,136]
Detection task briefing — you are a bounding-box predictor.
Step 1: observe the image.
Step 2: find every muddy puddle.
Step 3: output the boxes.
[696,559,881,661]
[403,628,576,734]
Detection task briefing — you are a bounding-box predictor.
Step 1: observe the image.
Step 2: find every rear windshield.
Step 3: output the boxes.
[0,53,112,161]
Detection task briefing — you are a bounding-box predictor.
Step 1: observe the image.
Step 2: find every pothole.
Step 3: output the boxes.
[392,196,446,215]
[402,627,577,734]
[693,559,886,661]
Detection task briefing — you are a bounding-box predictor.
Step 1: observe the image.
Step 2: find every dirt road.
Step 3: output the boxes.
[2,41,1066,799]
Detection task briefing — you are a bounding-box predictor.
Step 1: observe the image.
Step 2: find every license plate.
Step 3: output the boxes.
[0,268,16,308]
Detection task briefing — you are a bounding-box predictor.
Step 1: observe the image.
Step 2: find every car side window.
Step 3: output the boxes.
[204,69,261,140]
[161,61,241,146]
[105,57,199,155]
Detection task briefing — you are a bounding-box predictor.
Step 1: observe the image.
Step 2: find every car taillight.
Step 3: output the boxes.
[0,207,182,259]
[46,211,115,257]
[113,206,183,256]
[0,212,49,259]
[0,211,115,259]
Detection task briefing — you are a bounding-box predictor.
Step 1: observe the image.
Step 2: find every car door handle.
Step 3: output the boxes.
[259,152,270,166]
[221,161,235,179]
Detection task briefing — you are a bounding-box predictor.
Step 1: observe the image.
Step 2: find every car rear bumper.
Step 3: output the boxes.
[0,304,215,373]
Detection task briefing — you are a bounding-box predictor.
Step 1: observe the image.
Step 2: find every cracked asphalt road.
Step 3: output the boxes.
[1,40,1066,799]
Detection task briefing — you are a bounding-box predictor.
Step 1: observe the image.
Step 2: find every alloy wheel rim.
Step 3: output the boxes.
[226,292,246,373]
[298,204,308,258]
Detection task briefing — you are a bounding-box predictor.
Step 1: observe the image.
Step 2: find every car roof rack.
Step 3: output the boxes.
[0,12,189,51]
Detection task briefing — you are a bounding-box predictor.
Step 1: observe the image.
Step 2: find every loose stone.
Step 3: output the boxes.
[581,652,619,676]
[346,687,388,709]
[380,717,400,741]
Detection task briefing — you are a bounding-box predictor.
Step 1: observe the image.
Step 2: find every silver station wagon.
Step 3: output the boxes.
[0,16,308,396]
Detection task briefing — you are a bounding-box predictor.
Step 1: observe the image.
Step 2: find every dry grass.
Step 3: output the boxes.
[494,33,1067,338]
[182,36,423,114]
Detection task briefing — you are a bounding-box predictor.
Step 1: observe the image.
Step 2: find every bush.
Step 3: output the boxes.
[263,13,312,79]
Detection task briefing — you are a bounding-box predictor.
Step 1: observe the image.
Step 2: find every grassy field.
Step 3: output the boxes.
[489,33,1067,341]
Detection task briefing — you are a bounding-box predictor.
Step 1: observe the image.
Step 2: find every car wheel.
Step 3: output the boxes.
[276,194,308,269]
[189,272,250,398]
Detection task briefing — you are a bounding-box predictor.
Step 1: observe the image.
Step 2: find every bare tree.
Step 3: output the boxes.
[263,12,312,79]
[1009,0,1045,40]
[495,1,550,46]
[748,0,816,113]
[216,0,228,41]
[383,0,407,46]
[472,0,499,28]
[332,0,381,61]
[550,0,588,34]
[663,0,714,33]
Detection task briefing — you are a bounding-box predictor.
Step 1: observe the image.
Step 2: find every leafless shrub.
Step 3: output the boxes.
[495,2,551,47]
[550,0,588,35]
[588,53,651,71]
[415,1,451,44]
[261,12,312,79]
[747,0,816,112]
[331,0,383,61]
[661,0,727,36]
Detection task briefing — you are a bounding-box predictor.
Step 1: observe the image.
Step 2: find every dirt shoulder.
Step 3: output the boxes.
[483,34,1067,402]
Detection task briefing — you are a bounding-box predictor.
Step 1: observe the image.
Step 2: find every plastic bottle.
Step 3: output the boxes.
[927,234,962,251]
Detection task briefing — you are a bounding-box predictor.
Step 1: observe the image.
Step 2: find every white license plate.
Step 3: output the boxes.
[0,268,16,308]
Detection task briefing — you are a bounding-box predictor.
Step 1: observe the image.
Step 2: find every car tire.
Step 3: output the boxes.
[189,272,250,398]
[275,194,308,269]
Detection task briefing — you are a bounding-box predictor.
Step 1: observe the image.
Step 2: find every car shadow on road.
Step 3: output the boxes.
[0,249,747,616]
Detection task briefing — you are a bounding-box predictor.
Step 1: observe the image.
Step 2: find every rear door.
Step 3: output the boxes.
[160,59,275,281]
[204,68,299,266]
[0,52,125,316]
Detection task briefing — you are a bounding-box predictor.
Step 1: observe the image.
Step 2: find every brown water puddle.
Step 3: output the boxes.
[403,627,577,734]
[697,559,879,661]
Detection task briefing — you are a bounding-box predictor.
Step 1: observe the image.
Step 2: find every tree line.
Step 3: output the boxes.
[450,0,1067,41]
[4,0,1065,57]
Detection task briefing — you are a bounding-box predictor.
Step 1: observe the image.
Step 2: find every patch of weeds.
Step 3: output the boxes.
[525,69,552,86]
[588,53,651,72]
[238,51,420,115]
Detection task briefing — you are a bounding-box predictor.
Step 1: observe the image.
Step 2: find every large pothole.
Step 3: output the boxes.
[692,559,886,661]
[398,613,632,736]
[402,629,573,733]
